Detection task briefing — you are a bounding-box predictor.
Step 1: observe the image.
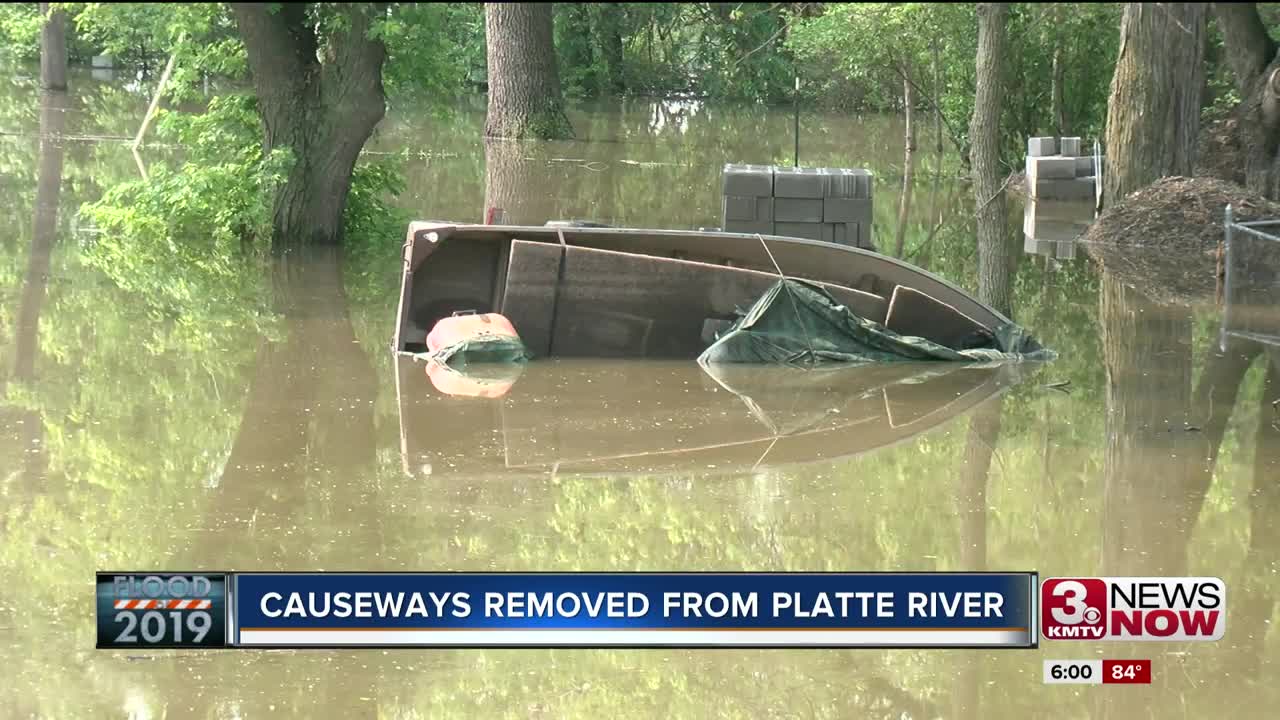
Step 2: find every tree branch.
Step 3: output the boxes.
[1212,3,1276,91]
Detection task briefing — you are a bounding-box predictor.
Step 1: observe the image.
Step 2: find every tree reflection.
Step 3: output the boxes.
[206,248,378,571]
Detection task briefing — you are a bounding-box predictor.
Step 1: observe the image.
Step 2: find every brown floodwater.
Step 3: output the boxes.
[2,68,1279,718]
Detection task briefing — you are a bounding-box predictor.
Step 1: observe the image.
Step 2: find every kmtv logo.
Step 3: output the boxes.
[1041,577,1225,641]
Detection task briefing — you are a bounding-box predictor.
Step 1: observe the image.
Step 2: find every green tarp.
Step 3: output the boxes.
[427,335,532,368]
[698,278,1056,367]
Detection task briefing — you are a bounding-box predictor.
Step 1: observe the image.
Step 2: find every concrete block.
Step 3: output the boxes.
[1033,178,1096,202]
[1028,137,1058,157]
[775,198,824,223]
[724,219,774,236]
[1059,137,1082,157]
[823,168,873,198]
[853,222,872,249]
[1027,156,1077,181]
[1024,235,1053,256]
[774,222,824,241]
[821,223,850,245]
[722,195,772,222]
[773,167,825,198]
[824,197,873,224]
[722,164,774,197]
[1074,156,1095,177]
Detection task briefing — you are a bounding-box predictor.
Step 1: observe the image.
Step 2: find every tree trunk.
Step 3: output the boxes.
[1050,8,1067,136]
[932,39,943,153]
[1103,3,1206,207]
[484,3,573,139]
[1212,3,1280,198]
[483,138,550,225]
[896,72,916,257]
[971,4,1012,317]
[231,3,388,252]
[598,3,626,95]
[39,3,67,91]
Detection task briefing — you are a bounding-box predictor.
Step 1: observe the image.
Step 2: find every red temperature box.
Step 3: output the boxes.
[1102,660,1152,684]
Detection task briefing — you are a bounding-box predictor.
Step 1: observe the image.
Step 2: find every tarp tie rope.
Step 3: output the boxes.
[756,234,816,366]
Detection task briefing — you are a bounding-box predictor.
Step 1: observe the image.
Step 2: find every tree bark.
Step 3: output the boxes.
[598,3,626,95]
[231,3,388,252]
[39,2,67,92]
[483,138,549,225]
[1103,3,1206,208]
[896,75,916,258]
[971,4,1012,317]
[484,3,573,139]
[1212,3,1280,198]
[1050,8,1067,136]
[932,39,943,153]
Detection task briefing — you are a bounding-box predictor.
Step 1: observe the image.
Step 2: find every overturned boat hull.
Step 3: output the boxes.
[394,223,1013,359]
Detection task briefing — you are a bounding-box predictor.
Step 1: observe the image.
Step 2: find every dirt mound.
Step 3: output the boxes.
[1083,176,1280,305]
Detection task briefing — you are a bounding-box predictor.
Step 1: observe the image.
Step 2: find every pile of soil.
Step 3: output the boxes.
[1083,176,1280,305]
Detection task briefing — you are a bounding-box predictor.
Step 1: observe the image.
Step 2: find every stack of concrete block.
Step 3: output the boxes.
[722,164,873,249]
[1026,136,1101,202]
[1023,198,1095,260]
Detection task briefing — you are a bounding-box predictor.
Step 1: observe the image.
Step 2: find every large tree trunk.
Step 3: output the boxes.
[39,3,67,91]
[1212,3,1280,198]
[231,3,388,252]
[971,4,1012,317]
[484,3,573,139]
[483,139,551,225]
[1103,4,1206,207]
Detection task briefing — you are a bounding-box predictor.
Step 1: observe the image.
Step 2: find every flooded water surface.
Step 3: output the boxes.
[2,69,1279,718]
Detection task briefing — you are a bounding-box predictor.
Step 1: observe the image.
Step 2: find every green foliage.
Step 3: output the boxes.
[790,3,1121,167]
[376,2,484,101]
[79,94,283,343]
[0,3,43,64]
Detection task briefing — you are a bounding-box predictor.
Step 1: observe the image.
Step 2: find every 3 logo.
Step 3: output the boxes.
[1041,577,1225,642]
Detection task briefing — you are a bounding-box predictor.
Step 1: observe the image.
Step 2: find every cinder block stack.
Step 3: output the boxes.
[1025,136,1101,202]
[722,164,874,249]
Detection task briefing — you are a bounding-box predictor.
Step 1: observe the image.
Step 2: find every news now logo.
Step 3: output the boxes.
[1041,577,1225,641]
[1044,576,1223,638]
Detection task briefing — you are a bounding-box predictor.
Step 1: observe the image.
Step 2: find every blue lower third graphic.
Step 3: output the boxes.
[229,573,1038,648]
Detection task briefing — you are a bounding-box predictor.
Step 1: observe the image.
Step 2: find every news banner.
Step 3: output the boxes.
[98,572,1227,684]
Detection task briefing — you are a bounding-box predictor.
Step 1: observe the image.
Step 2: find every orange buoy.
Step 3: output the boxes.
[427,312,521,354]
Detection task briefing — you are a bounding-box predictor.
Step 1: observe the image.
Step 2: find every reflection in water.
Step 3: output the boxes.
[208,249,378,569]
[3,89,66,503]
[2,69,1280,717]
[397,359,1024,480]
